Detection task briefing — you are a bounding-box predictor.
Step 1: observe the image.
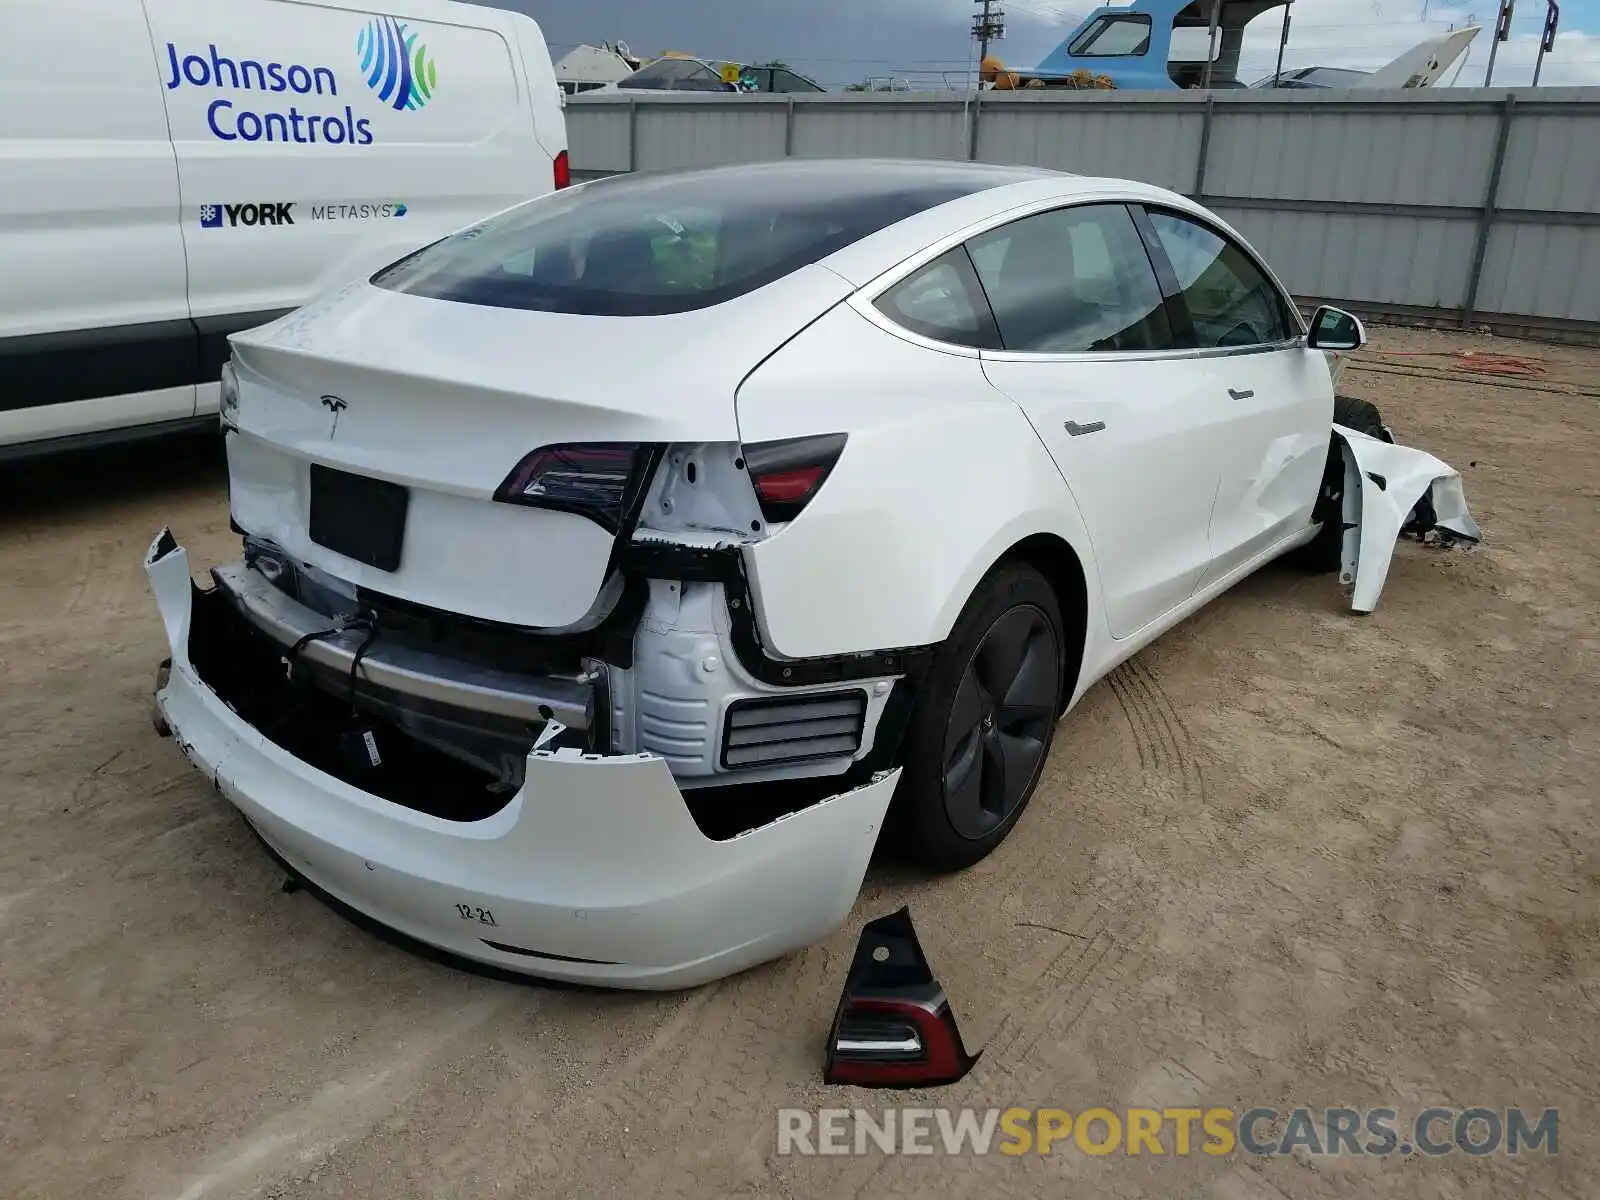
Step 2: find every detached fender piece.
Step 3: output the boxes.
[145,531,899,990]
[1332,424,1482,614]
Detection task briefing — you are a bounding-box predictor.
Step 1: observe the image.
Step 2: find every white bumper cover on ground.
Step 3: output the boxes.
[147,533,898,990]
[1333,423,1483,614]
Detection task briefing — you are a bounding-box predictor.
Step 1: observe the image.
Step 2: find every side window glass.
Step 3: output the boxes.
[966,204,1173,354]
[1068,15,1153,57]
[1147,212,1291,348]
[874,249,996,349]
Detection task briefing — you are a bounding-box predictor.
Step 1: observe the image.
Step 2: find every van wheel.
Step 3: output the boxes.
[1292,396,1392,574]
[891,564,1064,873]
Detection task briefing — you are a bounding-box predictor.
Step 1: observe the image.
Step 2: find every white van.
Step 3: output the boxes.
[0,0,567,459]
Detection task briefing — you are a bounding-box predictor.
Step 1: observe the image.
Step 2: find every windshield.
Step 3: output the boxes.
[1069,14,1153,57]
[617,58,728,91]
[371,162,1036,316]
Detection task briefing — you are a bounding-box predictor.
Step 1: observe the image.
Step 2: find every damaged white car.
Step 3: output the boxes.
[147,159,1478,989]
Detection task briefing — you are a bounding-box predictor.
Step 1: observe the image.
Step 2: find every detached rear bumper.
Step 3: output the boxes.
[147,530,897,990]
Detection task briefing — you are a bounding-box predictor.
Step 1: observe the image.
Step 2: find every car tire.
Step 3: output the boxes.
[1291,395,1393,574]
[890,563,1066,873]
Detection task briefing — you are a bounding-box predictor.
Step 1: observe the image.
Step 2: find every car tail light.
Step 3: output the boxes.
[494,443,652,533]
[823,908,979,1089]
[553,149,571,190]
[743,433,847,525]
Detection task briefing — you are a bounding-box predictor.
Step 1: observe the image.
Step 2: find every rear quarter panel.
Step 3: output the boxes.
[734,304,1105,672]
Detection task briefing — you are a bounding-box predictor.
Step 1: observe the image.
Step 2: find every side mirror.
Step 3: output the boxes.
[1307,305,1366,351]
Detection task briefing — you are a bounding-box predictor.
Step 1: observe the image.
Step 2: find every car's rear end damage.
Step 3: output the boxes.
[148,491,909,985]
[146,252,932,986]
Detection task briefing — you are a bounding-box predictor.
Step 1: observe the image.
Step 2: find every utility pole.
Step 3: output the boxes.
[1201,0,1222,90]
[1533,1,1559,86]
[1484,0,1515,86]
[972,0,1006,65]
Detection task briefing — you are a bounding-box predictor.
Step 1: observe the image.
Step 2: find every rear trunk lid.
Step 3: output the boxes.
[226,269,850,628]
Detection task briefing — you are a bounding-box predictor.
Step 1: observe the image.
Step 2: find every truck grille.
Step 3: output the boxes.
[720,690,868,769]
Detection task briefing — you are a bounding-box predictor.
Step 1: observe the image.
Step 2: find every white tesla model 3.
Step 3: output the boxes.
[146,159,1477,988]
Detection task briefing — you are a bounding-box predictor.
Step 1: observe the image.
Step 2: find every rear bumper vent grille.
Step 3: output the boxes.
[721,690,869,770]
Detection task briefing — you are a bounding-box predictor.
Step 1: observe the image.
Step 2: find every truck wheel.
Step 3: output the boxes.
[890,564,1065,873]
[1292,396,1392,574]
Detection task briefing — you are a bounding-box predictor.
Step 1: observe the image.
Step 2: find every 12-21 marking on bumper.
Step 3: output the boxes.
[455,903,498,927]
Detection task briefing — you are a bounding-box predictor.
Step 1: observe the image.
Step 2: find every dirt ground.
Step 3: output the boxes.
[2,326,1596,1199]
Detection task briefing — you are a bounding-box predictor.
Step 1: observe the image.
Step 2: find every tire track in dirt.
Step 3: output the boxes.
[63,538,132,620]
[982,657,1206,1091]
[155,990,524,1200]
[1110,658,1208,802]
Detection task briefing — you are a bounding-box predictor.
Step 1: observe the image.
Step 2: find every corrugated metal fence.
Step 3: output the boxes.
[565,88,1600,341]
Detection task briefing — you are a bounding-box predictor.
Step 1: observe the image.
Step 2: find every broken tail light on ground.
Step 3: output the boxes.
[823,906,979,1088]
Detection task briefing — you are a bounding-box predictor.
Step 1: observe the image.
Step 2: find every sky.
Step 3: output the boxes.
[473,0,1600,89]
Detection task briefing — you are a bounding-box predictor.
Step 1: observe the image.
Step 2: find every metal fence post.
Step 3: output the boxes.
[1462,93,1517,329]
[1193,94,1216,198]
[626,98,639,174]
[967,89,983,161]
[784,96,797,157]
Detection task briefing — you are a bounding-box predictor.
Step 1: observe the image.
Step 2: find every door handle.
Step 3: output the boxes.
[1064,420,1106,437]
[1228,388,1255,400]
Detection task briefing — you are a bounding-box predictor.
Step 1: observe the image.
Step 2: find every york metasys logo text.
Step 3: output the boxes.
[162,15,438,145]
[199,200,407,229]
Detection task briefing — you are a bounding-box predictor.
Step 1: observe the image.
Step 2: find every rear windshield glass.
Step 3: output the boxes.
[369,163,1033,316]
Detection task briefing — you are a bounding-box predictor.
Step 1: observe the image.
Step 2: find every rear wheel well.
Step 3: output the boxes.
[1000,533,1088,713]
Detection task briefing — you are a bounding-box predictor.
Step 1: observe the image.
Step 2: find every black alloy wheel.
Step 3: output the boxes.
[941,605,1060,840]
[892,563,1067,872]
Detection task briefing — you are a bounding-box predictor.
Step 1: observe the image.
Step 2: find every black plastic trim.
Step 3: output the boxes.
[0,414,223,464]
[480,939,620,966]
[1128,202,1198,349]
[0,309,292,413]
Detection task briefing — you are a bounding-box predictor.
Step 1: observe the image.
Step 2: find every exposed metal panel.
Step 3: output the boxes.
[790,107,966,160]
[634,106,787,172]
[1214,208,1475,309]
[1497,115,1600,213]
[1476,224,1600,320]
[1207,111,1499,205]
[565,106,633,174]
[978,107,1202,191]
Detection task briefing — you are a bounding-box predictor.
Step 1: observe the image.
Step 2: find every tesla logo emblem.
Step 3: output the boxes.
[320,394,348,438]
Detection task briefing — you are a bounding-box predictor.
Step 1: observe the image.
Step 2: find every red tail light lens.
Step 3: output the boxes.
[494,443,649,533]
[743,433,847,525]
[553,149,572,190]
